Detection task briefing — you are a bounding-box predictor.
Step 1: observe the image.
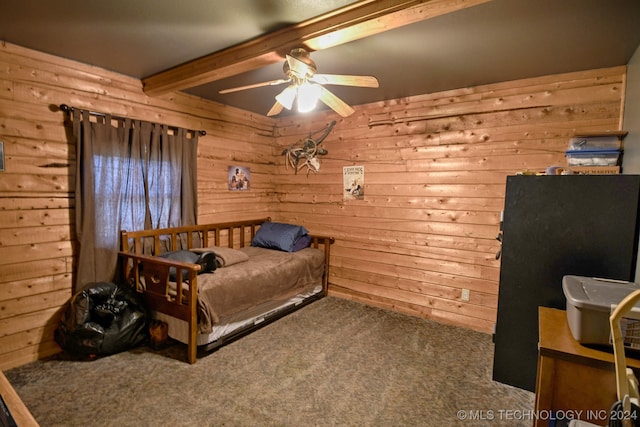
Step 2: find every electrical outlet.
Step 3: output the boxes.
[461,288,470,302]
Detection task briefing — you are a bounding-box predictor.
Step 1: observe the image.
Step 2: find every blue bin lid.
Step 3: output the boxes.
[565,149,621,155]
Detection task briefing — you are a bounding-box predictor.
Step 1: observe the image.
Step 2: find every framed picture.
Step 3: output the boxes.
[343,165,364,201]
[228,166,250,191]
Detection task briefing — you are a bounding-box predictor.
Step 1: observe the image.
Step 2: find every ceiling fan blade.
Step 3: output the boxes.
[274,85,297,110]
[267,101,284,117]
[286,54,311,78]
[318,86,355,117]
[311,74,379,88]
[219,78,290,94]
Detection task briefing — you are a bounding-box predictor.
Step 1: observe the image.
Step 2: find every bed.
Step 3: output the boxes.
[118,217,334,364]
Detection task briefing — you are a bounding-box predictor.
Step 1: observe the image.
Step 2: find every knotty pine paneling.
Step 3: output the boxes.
[0,41,277,370]
[273,66,626,333]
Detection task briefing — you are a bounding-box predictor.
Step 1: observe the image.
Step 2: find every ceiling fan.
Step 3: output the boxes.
[219,48,379,117]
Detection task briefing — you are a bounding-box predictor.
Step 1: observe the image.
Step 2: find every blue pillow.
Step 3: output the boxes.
[251,222,309,252]
[292,234,312,252]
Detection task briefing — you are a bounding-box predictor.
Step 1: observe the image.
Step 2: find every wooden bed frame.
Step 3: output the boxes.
[118,217,334,364]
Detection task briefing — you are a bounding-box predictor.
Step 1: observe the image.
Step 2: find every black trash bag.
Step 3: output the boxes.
[55,282,150,357]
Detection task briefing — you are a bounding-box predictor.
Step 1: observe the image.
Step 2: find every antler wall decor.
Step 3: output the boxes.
[282,120,336,175]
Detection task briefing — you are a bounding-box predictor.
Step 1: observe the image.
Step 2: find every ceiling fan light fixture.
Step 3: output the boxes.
[296,82,321,113]
[275,85,297,110]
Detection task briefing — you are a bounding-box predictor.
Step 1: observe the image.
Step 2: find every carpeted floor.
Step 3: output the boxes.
[6,297,534,426]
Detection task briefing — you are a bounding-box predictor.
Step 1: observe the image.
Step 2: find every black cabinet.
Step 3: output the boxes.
[492,175,640,392]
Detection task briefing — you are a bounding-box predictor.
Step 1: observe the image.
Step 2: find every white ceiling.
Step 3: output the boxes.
[1,0,639,117]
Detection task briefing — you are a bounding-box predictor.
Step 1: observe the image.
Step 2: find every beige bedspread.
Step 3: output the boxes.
[195,246,325,333]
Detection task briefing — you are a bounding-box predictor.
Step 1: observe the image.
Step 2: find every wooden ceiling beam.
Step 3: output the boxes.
[142,0,492,96]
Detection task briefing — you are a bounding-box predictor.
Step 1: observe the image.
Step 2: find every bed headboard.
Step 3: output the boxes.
[120,217,272,255]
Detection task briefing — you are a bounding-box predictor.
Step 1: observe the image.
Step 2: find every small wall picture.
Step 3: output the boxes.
[0,141,4,172]
[228,166,250,191]
[343,165,364,201]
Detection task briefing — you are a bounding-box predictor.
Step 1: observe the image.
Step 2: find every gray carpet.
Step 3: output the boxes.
[6,297,534,426]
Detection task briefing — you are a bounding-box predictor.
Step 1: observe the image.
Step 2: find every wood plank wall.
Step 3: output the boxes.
[0,40,627,369]
[0,41,277,370]
[272,66,626,333]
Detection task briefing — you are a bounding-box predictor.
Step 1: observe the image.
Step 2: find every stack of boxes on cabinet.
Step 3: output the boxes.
[564,131,627,174]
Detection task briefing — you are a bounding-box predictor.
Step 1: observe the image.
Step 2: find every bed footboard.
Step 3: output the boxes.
[119,218,334,364]
[119,252,201,363]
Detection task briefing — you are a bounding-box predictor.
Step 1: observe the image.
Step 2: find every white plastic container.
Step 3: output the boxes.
[565,149,621,166]
[562,275,640,344]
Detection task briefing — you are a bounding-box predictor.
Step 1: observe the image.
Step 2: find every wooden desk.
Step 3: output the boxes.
[0,370,38,426]
[535,307,640,426]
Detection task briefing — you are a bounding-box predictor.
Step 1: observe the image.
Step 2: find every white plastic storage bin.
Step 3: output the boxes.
[562,275,640,345]
[565,149,621,166]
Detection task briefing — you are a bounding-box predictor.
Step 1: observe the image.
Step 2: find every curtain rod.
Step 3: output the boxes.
[59,104,206,136]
